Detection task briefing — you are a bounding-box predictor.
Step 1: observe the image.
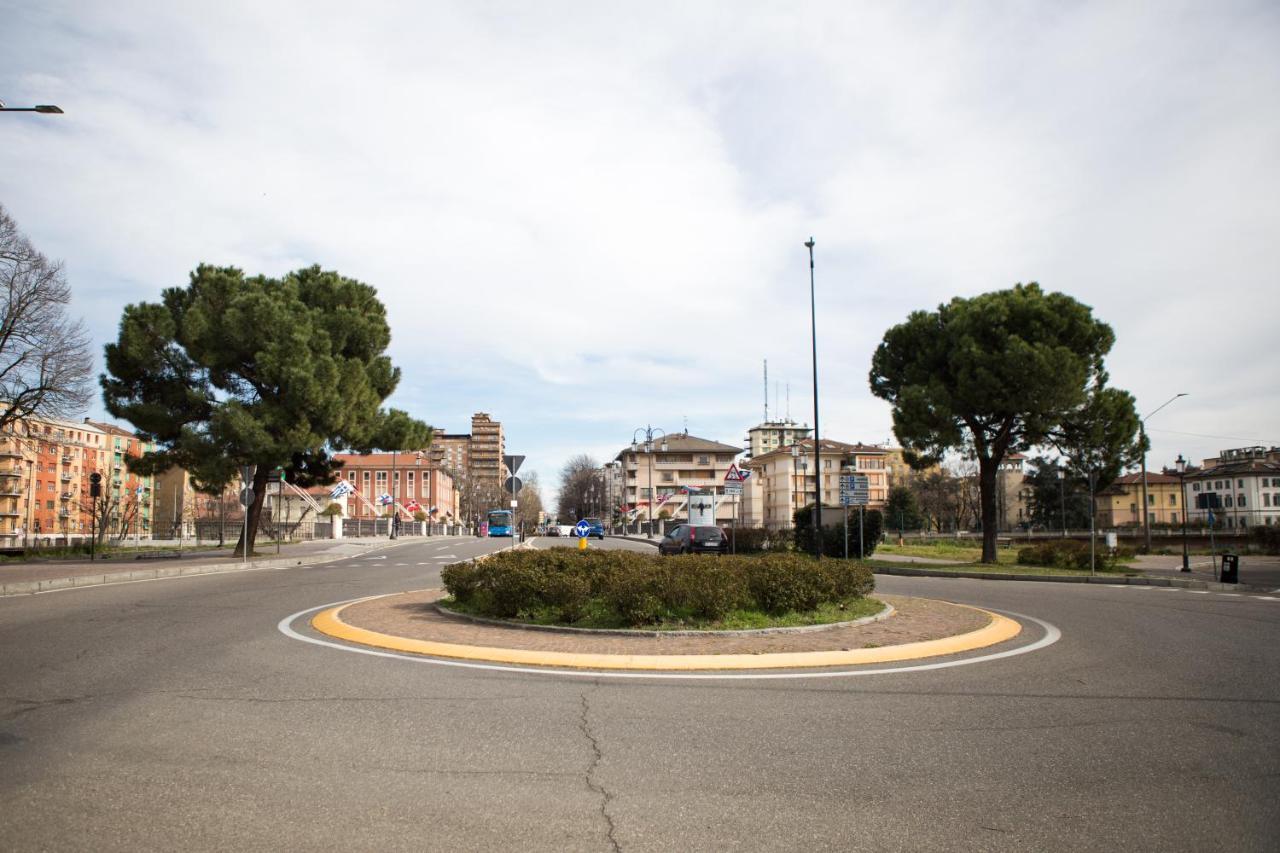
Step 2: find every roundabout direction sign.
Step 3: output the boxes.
[574,519,591,538]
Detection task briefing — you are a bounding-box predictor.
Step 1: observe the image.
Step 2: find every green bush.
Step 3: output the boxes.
[1016,539,1132,571]
[723,527,771,554]
[439,548,874,627]
[794,507,883,558]
[1250,526,1280,555]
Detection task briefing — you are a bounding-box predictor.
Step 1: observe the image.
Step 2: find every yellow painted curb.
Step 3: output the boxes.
[311,597,1022,671]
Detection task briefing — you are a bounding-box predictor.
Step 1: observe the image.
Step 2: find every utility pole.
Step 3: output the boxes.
[805,237,822,558]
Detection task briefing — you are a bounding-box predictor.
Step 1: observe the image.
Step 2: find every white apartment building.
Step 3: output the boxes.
[615,432,741,526]
[741,420,811,461]
[743,439,890,530]
[1185,447,1280,529]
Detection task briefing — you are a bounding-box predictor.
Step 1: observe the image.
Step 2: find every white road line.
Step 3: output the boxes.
[1218,593,1241,597]
[395,563,407,566]
[1187,590,1210,594]
[278,603,1062,682]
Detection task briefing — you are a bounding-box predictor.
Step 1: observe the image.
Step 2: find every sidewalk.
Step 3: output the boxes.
[0,535,468,597]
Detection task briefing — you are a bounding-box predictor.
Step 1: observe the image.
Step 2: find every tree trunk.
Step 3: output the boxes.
[233,467,270,558]
[979,455,1000,563]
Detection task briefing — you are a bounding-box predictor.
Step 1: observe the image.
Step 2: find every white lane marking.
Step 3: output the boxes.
[363,556,386,561]
[435,554,457,559]
[277,603,1061,682]
[1218,593,1241,597]
[395,563,408,566]
[1187,590,1210,594]
[1158,588,1181,592]
[1133,586,1155,591]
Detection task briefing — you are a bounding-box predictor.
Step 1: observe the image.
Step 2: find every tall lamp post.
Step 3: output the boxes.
[632,426,667,537]
[1139,393,1187,552]
[804,237,823,558]
[1057,466,1067,538]
[1176,454,1190,571]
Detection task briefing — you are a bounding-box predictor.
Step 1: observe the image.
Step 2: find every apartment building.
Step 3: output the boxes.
[86,421,157,539]
[743,439,891,530]
[469,412,506,493]
[331,452,458,522]
[1095,472,1184,528]
[614,432,742,525]
[0,416,160,545]
[428,433,473,476]
[1185,446,1280,529]
[741,420,811,461]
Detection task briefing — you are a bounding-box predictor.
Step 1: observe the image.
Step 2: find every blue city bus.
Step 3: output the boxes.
[487,509,514,537]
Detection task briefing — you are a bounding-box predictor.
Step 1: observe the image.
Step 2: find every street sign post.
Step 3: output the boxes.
[503,455,525,475]
[505,476,522,495]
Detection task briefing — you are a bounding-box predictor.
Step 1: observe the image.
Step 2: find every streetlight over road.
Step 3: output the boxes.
[804,237,822,558]
[0,100,63,114]
[1139,393,1187,552]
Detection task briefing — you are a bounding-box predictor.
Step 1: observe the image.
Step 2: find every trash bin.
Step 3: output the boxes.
[1220,553,1239,584]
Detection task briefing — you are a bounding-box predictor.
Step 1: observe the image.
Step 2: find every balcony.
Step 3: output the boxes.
[60,473,73,482]
[58,509,70,518]
[0,508,20,517]
[61,455,73,464]
[0,444,22,459]
[0,486,21,497]
[0,467,20,478]
[60,492,73,501]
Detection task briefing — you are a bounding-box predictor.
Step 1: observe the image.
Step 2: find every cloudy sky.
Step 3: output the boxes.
[3,1,1277,502]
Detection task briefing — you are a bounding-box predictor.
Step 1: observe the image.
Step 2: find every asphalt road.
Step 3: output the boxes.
[1,535,1277,851]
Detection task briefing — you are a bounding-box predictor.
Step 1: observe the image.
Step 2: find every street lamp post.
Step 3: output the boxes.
[632,426,667,537]
[1176,454,1190,571]
[1139,393,1188,553]
[804,237,822,558]
[389,449,398,539]
[1057,466,1067,538]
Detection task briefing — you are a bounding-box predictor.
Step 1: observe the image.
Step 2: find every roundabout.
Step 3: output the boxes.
[281,588,1061,679]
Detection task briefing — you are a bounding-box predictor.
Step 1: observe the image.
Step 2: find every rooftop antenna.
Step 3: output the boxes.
[763,359,769,423]
[683,414,688,433]
[786,382,791,421]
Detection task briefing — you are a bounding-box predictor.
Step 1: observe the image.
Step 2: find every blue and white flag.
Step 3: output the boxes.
[329,480,354,499]
[378,493,394,506]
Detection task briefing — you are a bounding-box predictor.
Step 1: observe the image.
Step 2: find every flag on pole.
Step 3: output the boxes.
[329,480,354,499]
[405,500,421,513]
[377,493,393,506]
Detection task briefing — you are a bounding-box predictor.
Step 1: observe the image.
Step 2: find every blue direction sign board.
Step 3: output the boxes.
[574,520,592,538]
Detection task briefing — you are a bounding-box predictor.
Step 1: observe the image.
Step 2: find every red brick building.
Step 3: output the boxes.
[331,453,457,523]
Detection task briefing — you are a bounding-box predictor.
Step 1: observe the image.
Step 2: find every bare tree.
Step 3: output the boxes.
[557,454,599,521]
[0,205,93,431]
[514,470,543,529]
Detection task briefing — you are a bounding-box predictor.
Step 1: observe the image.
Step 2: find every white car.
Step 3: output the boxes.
[558,524,574,537]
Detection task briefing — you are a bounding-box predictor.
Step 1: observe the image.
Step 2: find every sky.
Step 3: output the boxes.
[3,0,1278,504]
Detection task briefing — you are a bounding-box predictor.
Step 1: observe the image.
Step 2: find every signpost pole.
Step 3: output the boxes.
[859,506,864,560]
[844,504,848,560]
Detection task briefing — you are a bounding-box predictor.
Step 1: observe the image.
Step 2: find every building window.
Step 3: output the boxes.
[362,471,370,489]
[1238,479,1244,488]
[393,471,400,496]
[1225,496,1233,508]
[1147,494,1155,505]
[1239,495,1247,507]
[375,471,387,491]
[1193,483,1201,492]
[1172,513,1178,524]
[407,471,414,494]
[697,455,709,465]
[1169,494,1177,506]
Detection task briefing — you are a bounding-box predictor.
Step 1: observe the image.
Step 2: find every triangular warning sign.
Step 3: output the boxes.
[724,464,744,482]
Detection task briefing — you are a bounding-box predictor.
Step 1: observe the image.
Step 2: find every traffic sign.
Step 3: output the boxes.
[723,484,742,496]
[574,519,591,537]
[724,464,745,483]
[504,455,525,475]
[239,487,255,507]
[505,476,522,495]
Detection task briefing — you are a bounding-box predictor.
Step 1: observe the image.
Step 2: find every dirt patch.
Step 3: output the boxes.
[337,590,990,655]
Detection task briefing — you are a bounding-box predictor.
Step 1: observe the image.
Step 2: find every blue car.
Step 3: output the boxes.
[572,518,606,540]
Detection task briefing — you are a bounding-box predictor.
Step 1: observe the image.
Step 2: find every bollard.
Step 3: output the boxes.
[578,536,587,551]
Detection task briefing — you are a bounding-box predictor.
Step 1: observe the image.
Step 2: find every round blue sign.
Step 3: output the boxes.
[574,520,591,537]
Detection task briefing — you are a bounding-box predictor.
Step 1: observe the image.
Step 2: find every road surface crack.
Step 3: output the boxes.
[579,691,621,853]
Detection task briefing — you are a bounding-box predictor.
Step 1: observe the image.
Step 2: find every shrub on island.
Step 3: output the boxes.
[440,549,875,628]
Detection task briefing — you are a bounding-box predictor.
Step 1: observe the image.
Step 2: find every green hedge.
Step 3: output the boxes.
[440,549,874,626]
[1249,526,1280,555]
[1016,539,1134,571]
[794,506,883,558]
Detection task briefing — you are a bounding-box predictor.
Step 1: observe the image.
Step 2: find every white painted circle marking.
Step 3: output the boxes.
[277,600,1062,681]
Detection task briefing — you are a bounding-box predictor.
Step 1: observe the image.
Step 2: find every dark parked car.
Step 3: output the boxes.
[658,524,726,555]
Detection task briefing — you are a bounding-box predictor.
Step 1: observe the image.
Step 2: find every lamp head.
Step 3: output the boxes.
[1176,454,1186,474]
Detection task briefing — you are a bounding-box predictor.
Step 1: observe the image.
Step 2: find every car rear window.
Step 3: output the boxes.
[693,527,722,540]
